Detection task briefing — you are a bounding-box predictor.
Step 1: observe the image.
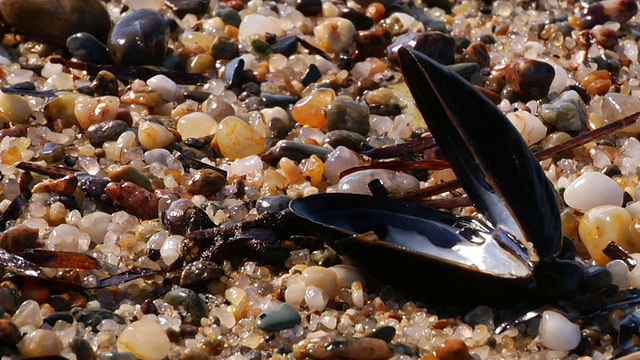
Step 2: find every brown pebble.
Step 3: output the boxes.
[0,224,40,254]
[105,181,159,220]
[292,335,394,360]
[31,174,78,197]
[580,0,638,29]
[461,41,490,69]
[365,3,385,22]
[355,27,392,60]
[68,293,88,308]
[141,299,158,314]
[506,58,555,101]
[435,339,473,360]
[186,169,227,197]
[0,319,21,346]
[180,324,199,338]
[121,88,164,110]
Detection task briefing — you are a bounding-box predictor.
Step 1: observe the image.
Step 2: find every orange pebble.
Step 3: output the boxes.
[365,2,385,22]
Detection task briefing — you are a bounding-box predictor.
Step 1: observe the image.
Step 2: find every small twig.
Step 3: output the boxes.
[394,179,461,202]
[419,196,473,209]
[603,241,638,271]
[340,159,450,178]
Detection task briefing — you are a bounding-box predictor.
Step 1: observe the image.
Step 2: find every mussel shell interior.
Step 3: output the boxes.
[290,193,534,279]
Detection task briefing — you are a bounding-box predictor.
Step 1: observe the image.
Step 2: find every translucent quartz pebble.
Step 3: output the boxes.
[215,116,266,160]
[123,0,165,10]
[607,259,631,289]
[160,234,184,265]
[138,121,175,150]
[564,172,623,212]
[302,266,340,298]
[177,112,217,139]
[305,285,329,311]
[538,310,581,351]
[117,320,171,360]
[578,205,640,265]
[329,264,366,288]
[291,88,336,128]
[600,93,640,133]
[16,329,63,357]
[74,95,120,130]
[505,110,547,145]
[313,17,357,54]
[147,74,178,101]
[337,169,420,195]
[238,14,283,42]
[12,300,43,329]
[46,224,91,252]
[0,92,32,125]
[144,148,172,165]
[77,211,111,244]
[324,146,359,184]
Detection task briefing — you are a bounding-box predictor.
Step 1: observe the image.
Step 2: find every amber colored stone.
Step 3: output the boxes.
[435,339,473,360]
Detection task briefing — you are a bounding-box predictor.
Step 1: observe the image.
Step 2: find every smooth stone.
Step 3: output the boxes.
[313,17,356,54]
[147,74,178,101]
[17,329,63,357]
[215,116,266,160]
[117,320,171,360]
[539,90,588,132]
[108,165,152,191]
[86,120,130,148]
[186,169,227,197]
[461,41,490,68]
[365,326,396,342]
[184,90,212,103]
[0,319,20,346]
[0,286,21,312]
[564,172,624,212]
[66,32,112,64]
[257,303,301,332]
[238,14,283,42]
[579,266,613,293]
[224,57,244,89]
[163,198,215,236]
[12,299,43,329]
[436,339,473,360]
[326,97,370,136]
[578,205,640,265]
[271,36,299,57]
[70,337,97,360]
[165,0,210,18]
[213,4,241,27]
[164,288,208,326]
[506,58,555,101]
[108,9,168,66]
[580,0,638,29]
[329,264,366,288]
[387,32,455,66]
[0,0,111,47]
[539,310,581,351]
[179,260,225,287]
[337,169,420,195]
[263,141,331,163]
[268,116,293,139]
[301,64,322,87]
[256,195,292,215]
[600,93,640,133]
[302,266,340,298]
[43,312,76,326]
[40,142,66,163]
[340,7,374,31]
[324,146,359,184]
[210,37,239,60]
[0,224,39,254]
[293,334,394,359]
[505,111,547,145]
[98,352,139,360]
[177,112,217,139]
[0,92,32,125]
[138,121,175,150]
[296,0,322,16]
[261,92,298,109]
[323,130,365,151]
[71,308,125,330]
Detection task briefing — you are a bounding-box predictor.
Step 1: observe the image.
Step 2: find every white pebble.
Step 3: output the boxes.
[538,310,581,351]
[337,169,420,195]
[323,146,359,184]
[305,285,329,311]
[313,17,356,54]
[606,259,631,290]
[285,275,306,308]
[77,212,111,244]
[17,329,63,357]
[117,320,171,360]
[563,172,623,212]
[160,234,184,266]
[177,112,217,139]
[46,224,90,252]
[123,0,164,10]
[302,266,340,298]
[329,264,366,288]
[12,300,43,329]
[147,75,178,101]
[138,121,175,150]
[505,111,547,145]
[41,61,64,79]
[238,15,283,42]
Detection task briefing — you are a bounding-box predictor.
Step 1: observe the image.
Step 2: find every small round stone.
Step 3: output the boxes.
[164,288,208,326]
[147,75,178,101]
[116,320,171,360]
[564,172,624,212]
[17,329,63,357]
[0,92,32,125]
[138,121,175,150]
[302,266,340,298]
[505,111,546,145]
[86,120,130,148]
[325,97,370,136]
[538,310,581,351]
[177,112,217,139]
[578,205,640,265]
[12,299,43,329]
[256,303,301,332]
[291,88,336,128]
[215,116,266,160]
[313,17,357,54]
[186,169,227,197]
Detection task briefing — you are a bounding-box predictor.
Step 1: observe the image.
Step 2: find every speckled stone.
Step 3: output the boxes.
[164,288,208,326]
[86,120,130,148]
[257,303,301,332]
[326,97,370,136]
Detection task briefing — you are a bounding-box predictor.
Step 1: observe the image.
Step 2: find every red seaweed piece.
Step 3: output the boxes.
[18,249,99,270]
[105,181,159,220]
[50,57,210,85]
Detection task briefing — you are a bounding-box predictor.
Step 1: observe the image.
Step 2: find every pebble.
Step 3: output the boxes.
[40,142,66,163]
[435,339,473,360]
[301,64,322,87]
[0,319,21,346]
[215,116,266,160]
[326,97,370,136]
[12,299,43,329]
[302,266,340,298]
[164,288,208,326]
[0,285,21,312]
[261,92,298,109]
[203,96,236,121]
[16,329,63,357]
[323,130,365,151]
[0,0,111,46]
[324,146,360,184]
[538,310,581,351]
[117,320,171,360]
[256,303,302,332]
[0,224,39,253]
[505,110,547,145]
[69,337,98,360]
[292,334,394,360]
[506,58,555,101]
[165,0,210,18]
[210,37,240,60]
[313,17,357,54]
[337,169,420,195]
[138,121,175,150]
[147,75,179,102]
[86,120,130,148]
[238,14,282,42]
[213,4,242,27]
[74,95,120,130]
[0,92,32,125]
[296,0,323,16]
[539,90,588,132]
[179,260,224,287]
[177,112,217,139]
[578,205,640,265]
[66,32,112,64]
[271,36,299,57]
[291,88,336,128]
[329,264,366,288]
[256,195,292,214]
[461,41,490,69]
[108,9,169,66]
[186,169,227,197]
[92,70,120,97]
[99,352,139,360]
[564,172,624,212]
[105,181,159,220]
[163,198,214,235]
[108,165,153,191]
[341,8,375,31]
[386,32,456,66]
[580,0,638,29]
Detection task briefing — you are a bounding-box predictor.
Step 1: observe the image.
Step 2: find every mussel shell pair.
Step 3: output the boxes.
[290,48,563,304]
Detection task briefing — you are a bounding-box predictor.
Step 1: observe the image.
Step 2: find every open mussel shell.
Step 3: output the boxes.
[290,193,535,304]
[396,47,562,261]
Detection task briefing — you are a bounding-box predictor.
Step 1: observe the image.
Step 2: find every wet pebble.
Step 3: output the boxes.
[12,300,43,329]
[578,205,640,265]
[43,312,76,326]
[186,169,227,197]
[257,303,301,332]
[302,266,340,299]
[341,7,375,31]
[292,334,394,360]
[108,165,153,191]
[164,288,208,326]
[261,92,298,109]
[215,116,266,160]
[538,310,581,351]
[539,90,588,132]
[296,0,322,16]
[72,308,125,329]
[91,70,119,97]
[210,37,240,60]
[301,64,322,87]
[138,120,175,150]
[564,172,623,212]
[180,261,225,287]
[271,36,299,57]
[324,146,360,184]
[105,181,159,220]
[435,339,473,360]
[163,198,215,235]
[87,120,130,148]
[580,0,638,29]
[108,9,169,66]
[0,224,40,253]
[213,4,242,27]
[0,319,20,346]
[40,142,66,163]
[74,95,120,130]
[326,97,370,136]
[337,169,420,195]
[314,17,357,54]
[329,264,366,288]
[66,32,112,64]
[116,320,171,360]
[16,329,63,357]
[256,195,292,215]
[0,285,21,312]
[505,110,547,145]
[0,92,32,125]
[147,74,178,102]
[506,58,555,101]
[292,88,335,128]
[177,112,217,139]
[387,32,455,66]
[99,352,139,360]
[0,0,111,46]
[165,0,210,18]
[323,130,365,151]
[461,41,490,69]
